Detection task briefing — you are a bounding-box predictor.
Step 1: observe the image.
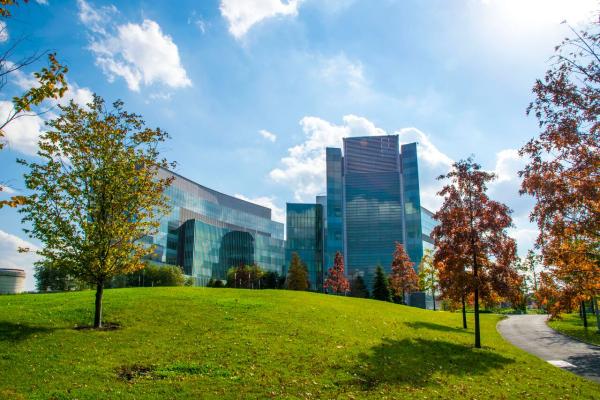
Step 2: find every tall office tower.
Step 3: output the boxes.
[285,203,324,291]
[321,135,431,289]
[324,147,344,272]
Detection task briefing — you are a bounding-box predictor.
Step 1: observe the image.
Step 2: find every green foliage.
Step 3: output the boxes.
[18,95,174,327]
[226,264,265,289]
[34,263,88,292]
[372,265,391,302]
[418,249,439,310]
[122,263,186,288]
[350,275,369,298]
[0,288,598,399]
[286,252,308,291]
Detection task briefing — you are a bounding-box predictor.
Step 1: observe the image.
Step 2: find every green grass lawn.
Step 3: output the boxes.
[1,288,598,399]
[548,313,600,346]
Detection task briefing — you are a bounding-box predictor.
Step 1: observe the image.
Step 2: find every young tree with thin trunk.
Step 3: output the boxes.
[418,248,439,310]
[519,18,599,332]
[324,251,350,295]
[19,95,174,328]
[389,242,419,305]
[372,264,391,302]
[286,252,308,291]
[433,158,518,348]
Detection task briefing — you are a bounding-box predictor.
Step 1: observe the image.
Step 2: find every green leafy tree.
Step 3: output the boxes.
[350,275,369,298]
[372,265,391,302]
[418,249,439,311]
[19,95,174,328]
[226,264,265,289]
[286,252,308,291]
[34,262,87,292]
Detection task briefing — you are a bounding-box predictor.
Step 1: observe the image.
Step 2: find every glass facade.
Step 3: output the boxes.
[324,147,344,272]
[421,207,436,253]
[285,203,324,291]
[343,136,405,288]
[147,169,285,285]
[401,143,424,267]
[288,136,434,291]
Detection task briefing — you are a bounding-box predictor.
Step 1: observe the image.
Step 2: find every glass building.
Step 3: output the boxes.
[147,169,285,286]
[287,135,436,291]
[285,203,324,291]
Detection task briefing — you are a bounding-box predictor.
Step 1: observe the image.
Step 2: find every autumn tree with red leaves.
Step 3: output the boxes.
[432,158,519,348]
[519,19,600,331]
[324,251,350,295]
[389,242,419,305]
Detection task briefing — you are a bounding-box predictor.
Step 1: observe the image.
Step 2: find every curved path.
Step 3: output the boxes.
[497,314,600,384]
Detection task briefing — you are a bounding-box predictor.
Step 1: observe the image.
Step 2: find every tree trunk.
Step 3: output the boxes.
[94,280,104,328]
[461,294,467,329]
[594,296,600,333]
[432,287,436,311]
[473,258,481,348]
[581,300,588,329]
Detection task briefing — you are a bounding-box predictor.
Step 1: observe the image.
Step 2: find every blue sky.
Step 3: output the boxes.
[1,0,597,290]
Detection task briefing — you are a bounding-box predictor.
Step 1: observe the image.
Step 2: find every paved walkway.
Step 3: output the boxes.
[497,314,600,384]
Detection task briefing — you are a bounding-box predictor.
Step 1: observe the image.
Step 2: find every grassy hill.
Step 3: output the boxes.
[0,288,597,399]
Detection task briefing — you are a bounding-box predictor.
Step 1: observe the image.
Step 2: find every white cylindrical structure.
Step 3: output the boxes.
[0,268,26,294]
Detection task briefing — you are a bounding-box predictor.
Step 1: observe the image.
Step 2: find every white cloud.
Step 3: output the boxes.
[0,230,40,291]
[0,101,45,156]
[234,194,285,223]
[79,0,191,92]
[269,115,386,201]
[396,127,454,168]
[220,0,302,39]
[259,129,277,142]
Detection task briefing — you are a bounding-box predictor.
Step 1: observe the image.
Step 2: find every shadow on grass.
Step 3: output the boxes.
[0,321,56,342]
[404,321,470,334]
[350,338,514,389]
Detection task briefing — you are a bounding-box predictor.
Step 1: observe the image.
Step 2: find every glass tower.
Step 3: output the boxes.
[343,136,405,287]
[320,136,431,289]
[147,169,285,286]
[285,203,324,291]
[324,147,344,272]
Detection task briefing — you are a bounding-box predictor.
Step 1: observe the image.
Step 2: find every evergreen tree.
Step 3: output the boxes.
[350,275,369,298]
[372,265,391,302]
[286,252,308,291]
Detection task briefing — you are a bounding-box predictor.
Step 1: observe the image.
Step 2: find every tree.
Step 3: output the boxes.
[286,252,308,291]
[372,264,391,302]
[389,242,419,305]
[350,275,369,298]
[418,249,439,311]
[519,19,599,331]
[261,270,282,289]
[226,264,265,289]
[0,1,69,208]
[324,251,350,295]
[34,262,87,292]
[433,158,519,348]
[19,96,174,328]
